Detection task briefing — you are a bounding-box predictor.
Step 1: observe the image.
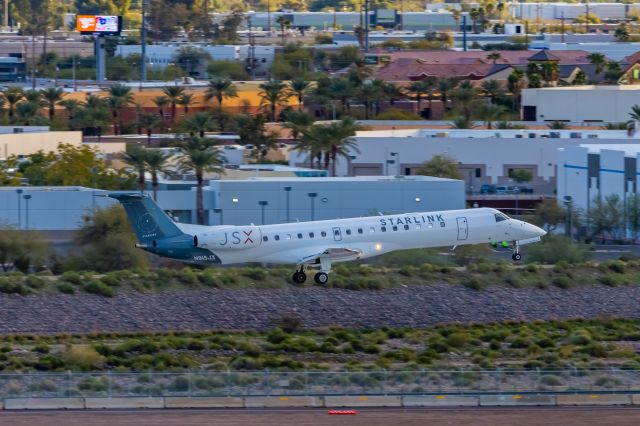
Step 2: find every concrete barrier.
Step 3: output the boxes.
[324,396,402,407]
[480,394,556,406]
[245,396,321,408]
[165,397,244,408]
[84,397,165,409]
[402,395,479,407]
[557,394,632,406]
[5,398,84,410]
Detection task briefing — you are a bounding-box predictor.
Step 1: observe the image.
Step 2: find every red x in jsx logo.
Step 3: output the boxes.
[243,230,253,244]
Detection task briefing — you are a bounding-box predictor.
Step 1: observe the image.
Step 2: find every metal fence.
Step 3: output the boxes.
[2,369,640,398]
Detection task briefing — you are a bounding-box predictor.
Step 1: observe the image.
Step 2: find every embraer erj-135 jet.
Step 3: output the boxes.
[109,193,546,285]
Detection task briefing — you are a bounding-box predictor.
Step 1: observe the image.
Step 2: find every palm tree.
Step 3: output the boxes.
[287,78,310,111]
[480,79,502,104]
[3,87,24,120]
[58,99,81,129]
[79,94,111,140]
[357,82,383,119]
[182,112,218,137]
[629,105,640,121]
[153,95,170,121]
[177,137,225,224]
[451,83,479,122]
[144,149,173,201]
[40,87,64,120]
[24,90,42,105]
[107,83,134,135]
[162,86,186,124]
[507,69,526,111]
[177,92,196,115]
[121,145,148,191]
[204,78,238,117]
[138,113,162,146]
[476,104,505,129]
[438,78,457,111]
[587,52,606,80]
[382,82,403,106]
[282,110,315,142]
[407,81,430,117]
[486,52,502,65]
[301,117,363,176]
[547,121,570,130]
[328,78,354,113]
[16,102,41,125]
[449,116,477,129]
[259,79,289,122]
[276,15,291,45]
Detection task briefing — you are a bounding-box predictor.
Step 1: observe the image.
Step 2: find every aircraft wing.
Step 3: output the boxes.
[298,247,363,264]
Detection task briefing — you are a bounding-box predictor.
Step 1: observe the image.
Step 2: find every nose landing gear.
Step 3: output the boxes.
[512,242,522,261]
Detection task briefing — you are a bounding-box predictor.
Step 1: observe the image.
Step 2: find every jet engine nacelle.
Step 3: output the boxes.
[194,227,261,250]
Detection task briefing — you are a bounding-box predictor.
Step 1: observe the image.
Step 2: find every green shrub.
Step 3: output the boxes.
[525,236,591,264]
[607,261,626,274]
[398,265,417,277]
[198,273,220,287]
[62,271,83,285]
[599,274,629,287]
[25,276,46,289]
[84,280,116,297]
[242,268,267,281]
[446,332,471,348]
[177,268,198,285]
[57,282,76,294]
[552,276,572,289]
[464,276,487,290]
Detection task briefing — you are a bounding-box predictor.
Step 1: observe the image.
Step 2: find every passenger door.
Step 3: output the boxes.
[456,217,468,241]
[332,227,342,242]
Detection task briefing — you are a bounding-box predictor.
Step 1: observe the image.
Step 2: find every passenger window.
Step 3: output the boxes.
[358,228,363,234]
[297,233,303,239]
[381,226,387,232]
[404,225,409,230]
[275,235,280,241]
[263,236,268,242]
[369,227,375,233]
[321,231,327,237]
[346,229,351,235]
[440,222,446,227]
[392,226,398,231]
[495,213,508,222]
[309,232,314,238]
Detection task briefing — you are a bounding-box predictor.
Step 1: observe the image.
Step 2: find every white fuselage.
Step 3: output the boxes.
[180,207,545,267]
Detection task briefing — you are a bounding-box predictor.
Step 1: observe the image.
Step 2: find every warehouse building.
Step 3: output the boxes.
[521,86,640,123]
[557,144,640,213]
[289,128,640,195]
[0,176,464,230]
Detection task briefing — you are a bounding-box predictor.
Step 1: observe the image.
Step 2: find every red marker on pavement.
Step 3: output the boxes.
[328,410,358,415]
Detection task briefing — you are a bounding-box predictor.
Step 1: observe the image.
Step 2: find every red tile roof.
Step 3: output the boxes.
[373,50,597,82]
[623,51,640,65]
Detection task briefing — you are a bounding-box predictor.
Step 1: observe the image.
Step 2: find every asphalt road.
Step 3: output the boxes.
[2,407,640,426]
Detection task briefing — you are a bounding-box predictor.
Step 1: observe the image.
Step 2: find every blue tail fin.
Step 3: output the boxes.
[109,193,184,245]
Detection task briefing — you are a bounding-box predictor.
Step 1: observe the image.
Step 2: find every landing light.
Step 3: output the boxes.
[374,243,382,251]
[415,197,421,202]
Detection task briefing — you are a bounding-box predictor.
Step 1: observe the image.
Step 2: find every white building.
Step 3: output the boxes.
[521,86,640,123]
[288,128,640,195]
[557,144,640,214]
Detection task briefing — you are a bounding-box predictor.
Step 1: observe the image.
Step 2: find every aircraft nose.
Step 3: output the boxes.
[529,223,546,237]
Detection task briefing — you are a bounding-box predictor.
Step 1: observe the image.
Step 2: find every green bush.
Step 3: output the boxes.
[25,276,46,289]
[525,236,591,264]
[242,268,267,281]
[464,276,487,290]
[57,282,76,294]
[61,271,83,285]
[599,274,629,287]
[552,276,572,289]
[446,332,471,348]
[84,280,116,297]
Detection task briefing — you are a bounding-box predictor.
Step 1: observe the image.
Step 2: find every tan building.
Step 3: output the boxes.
[0,131,125,159]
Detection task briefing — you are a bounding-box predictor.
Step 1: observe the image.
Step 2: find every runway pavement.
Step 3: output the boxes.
[2,407,640,426]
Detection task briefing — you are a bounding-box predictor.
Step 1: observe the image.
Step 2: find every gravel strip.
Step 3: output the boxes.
[0,284,635,334]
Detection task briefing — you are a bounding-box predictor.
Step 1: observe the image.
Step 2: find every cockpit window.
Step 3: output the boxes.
[495,213,508,223]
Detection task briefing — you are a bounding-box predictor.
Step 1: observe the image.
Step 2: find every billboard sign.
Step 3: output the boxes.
[77,15,122,35]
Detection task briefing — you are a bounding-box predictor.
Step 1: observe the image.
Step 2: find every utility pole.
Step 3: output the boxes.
[247,15,255,79]
[462,15,467,51]
[31,33,36,89]
[140,0,147,91]
[585,1,590,33]
[399,0,404,30]
[3,0,7,28]
[43,0,49,61]
[72,56,77,91]
[560,12,565,43]
[364,0,369,53]
[267,0,271,33]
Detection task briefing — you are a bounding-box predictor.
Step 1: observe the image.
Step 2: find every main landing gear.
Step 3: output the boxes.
[292,262,332,285]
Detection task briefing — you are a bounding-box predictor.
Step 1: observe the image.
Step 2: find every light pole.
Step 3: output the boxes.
[258,201,268,225]
[23,194,31,230]
[284,186,292,223]
[16,188,23,228]
[140,0,147,91]
[563,195,573,241]
[308,192,318,221]
[213,208,223,225]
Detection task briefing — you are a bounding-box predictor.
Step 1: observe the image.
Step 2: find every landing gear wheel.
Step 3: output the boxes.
[292,271,307,284]
[314,272,329,285]
[512,252,522,261]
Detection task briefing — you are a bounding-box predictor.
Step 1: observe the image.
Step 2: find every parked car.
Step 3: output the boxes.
[480,184,496,194]
[495,186,508,194]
